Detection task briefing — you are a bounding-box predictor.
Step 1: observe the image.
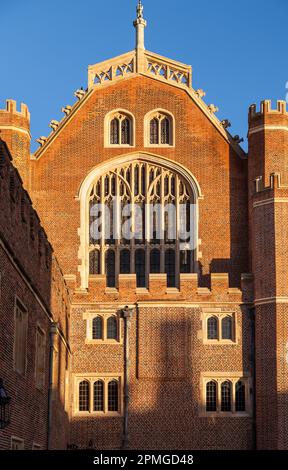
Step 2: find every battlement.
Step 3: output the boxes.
[0,99,30,130]
[71,271,253,304]
[249,99,288,125]
[0,99,30,120]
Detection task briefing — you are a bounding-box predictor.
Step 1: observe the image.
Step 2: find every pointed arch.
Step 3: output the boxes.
[77,152,202,289]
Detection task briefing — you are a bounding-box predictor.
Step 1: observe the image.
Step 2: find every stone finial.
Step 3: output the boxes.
[221,119,231,129]
[36,136,48,146]
[208,104,219,114]
[195,89,206,98]
[62,106,72,116]
[233,135,244,144]
[137,0,144,19]
[49,120,60,131]
[74,89,86,100]
[133,1,147,51]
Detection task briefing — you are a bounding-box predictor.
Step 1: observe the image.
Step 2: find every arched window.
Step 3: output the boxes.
[92,317,103,340]
[235,380,246,412]
[108,380,119,412]
[108,111,133,146]
[165,249,176,287]
[106,249,115,287]
[87,160,195,289]
[206,381,217,412]
[222,316,233,340]
[150,249,160,273]
[207,316,218,340]
[147,111,173,146]
[135,249,146,287]
[79,380,90,412]
[89,249,100,275]
[93,380,104,412]
[120,249,130,274]
[107,316,117,340]
[221,381,232,412]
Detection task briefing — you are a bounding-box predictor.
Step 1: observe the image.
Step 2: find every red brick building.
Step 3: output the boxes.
[1,2,288,450]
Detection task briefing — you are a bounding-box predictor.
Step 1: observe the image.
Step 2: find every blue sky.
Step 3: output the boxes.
[1,0,287,152]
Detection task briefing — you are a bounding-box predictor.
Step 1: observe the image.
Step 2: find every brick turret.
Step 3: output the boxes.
[248,99,288,449]
[0,99,31,188]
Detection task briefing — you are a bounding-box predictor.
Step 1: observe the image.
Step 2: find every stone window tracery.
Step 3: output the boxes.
[88,160,195,288]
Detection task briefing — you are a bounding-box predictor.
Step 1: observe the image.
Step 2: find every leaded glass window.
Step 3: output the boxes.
[79,380,90,412]
[108,380,119,412]
[221,381,232,412]
[206,381,217,412]
[235,380,246,412]
[93,381,104,412]
[207,316,218,340]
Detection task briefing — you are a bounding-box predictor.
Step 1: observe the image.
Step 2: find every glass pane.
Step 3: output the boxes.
[92,317,103,340]
[235,381,246,412]
[222,316,233,340]
[207,317,218,340]
[121,118,130,145]
[221,381,231,412]
[110,118,119,144]
[150,249,160,273]
[150,118,159,144]
[165,249,175,287]
[206,381,217,412]
[89,250,100,275]
[79,381,89,412]
[120,249,130,274]
[135,249,146,287]
[108,381,119,412]
[161,117,170,144]
[107,316,117,340]
[93,381,104,411]
[106,250,116,287]
[180,250,191,273]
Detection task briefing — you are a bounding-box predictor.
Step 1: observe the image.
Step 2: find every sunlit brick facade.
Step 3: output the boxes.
[1,2,288,450]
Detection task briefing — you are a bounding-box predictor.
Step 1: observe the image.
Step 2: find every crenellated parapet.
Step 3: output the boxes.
[71,271,253,305]
[249,99,288,130]
[0,99,30,132]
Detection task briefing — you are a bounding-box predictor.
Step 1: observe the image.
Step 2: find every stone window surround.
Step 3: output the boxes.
[202,309,237,344]
[144,108,175,147]
[199,372,251,417]
[83,310,122,344]
[104,109,135,148]
[73,373,123,417]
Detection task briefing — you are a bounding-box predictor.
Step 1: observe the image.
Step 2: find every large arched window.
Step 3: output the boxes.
[145,110,174,146]
[88,160,196,288]
[106,110,134,146]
